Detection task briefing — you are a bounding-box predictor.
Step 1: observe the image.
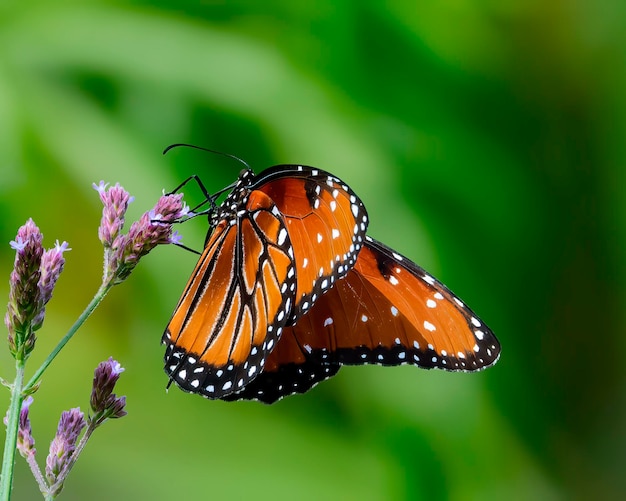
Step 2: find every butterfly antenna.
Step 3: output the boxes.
[163,143,252,171]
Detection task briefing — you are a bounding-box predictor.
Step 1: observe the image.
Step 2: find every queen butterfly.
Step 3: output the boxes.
[163,164,500,403]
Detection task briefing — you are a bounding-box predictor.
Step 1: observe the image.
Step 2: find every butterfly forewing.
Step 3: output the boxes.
[331,237,501,369]
[254,165,368,321]
[163,189,297,398]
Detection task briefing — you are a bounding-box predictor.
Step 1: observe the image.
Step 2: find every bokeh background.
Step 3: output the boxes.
[1,1,624,499]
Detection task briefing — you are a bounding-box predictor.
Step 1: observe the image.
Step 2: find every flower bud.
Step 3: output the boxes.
[5,219,44,359]
[90,358,128,425]
[45,408,86,485]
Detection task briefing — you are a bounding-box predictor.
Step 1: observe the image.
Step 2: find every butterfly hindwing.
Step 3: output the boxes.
[222,236,500,402]
[220,325,341,403]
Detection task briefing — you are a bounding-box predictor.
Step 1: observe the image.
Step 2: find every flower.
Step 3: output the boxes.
[45,408,86,485]
[2,396,36,458]
[90,357,127,425]
[100,190,188,286]
[169,231,183,245]
[93,181,134,248]
[17,396,36,458]
[5,219,44,359]
[32,240,71,331]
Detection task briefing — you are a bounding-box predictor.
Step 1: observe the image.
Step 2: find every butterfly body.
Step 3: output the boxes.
[163,165,500,403]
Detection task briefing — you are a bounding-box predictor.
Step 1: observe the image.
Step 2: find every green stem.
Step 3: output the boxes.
[0,359,25,501]
[26,454,47,497]
[23,283,112,395]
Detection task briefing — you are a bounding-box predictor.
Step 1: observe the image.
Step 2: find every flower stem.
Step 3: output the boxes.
[0,359,25,501]
[23,283,112,395]
[26,454,47,497]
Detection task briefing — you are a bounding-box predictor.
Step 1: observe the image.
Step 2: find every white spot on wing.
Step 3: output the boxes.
[277,228,287,245]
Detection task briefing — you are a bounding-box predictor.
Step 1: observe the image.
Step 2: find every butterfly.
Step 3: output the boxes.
[163,164,500,403]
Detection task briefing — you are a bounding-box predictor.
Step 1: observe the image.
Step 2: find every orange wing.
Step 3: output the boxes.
[162,189,296,399]
[223,236,500,403]
[254,166,368,322]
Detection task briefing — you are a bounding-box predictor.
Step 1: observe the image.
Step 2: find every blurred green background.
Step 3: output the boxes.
[1,1,624,499]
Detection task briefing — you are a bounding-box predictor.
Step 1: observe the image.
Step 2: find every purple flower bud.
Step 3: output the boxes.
[2,396,36,458]
[32,240,71,331]
[90,358,127,425]
[103,193,187,286]
[18,396,36,458]
[45,408,86,485]
[94,181,133,248]
[5,219,44,358]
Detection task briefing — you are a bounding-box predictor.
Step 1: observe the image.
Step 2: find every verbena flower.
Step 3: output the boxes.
[17,396,36,458]
[93,181,134,248]
[90,357,127,426]
[2,396,36,458]
[98,186,188,286]
[32,240,71,331]
[45,408,86,486]
[5,221,70,359]
[5,219,44,359]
